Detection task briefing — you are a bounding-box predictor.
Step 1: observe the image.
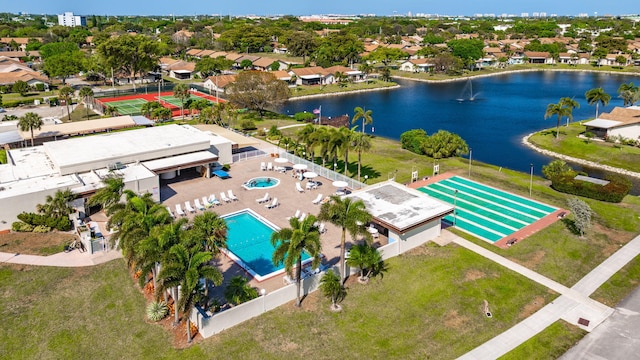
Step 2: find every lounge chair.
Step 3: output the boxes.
[295,182,305,193]
[175,204,186,217]
[266,197,279,209]
[166,206,175,218]
[185,201,196,213]
[227,189,238,201]
[220,192,231,203]
[260,162,266,171]
[267,162,273,171]
[318,222,326,234]
[256,192,270,204]
[312,193,323,205]
[194,198,205,211]
[202,196,213,208]
[298,212,306,222]
[286,209,301,220]
[208,194,221,206]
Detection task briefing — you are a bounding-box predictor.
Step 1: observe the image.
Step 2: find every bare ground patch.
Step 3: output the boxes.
[464,269,487,281]
[443,309,470,329]
[518,295,546,319]
[519,250,546,269]
[0,232,76,255]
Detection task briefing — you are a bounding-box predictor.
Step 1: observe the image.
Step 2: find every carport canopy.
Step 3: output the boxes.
[142,150,218,174]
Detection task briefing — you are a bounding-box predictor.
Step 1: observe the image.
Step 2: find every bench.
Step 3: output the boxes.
[557,211,567,219]
[506,238,518,246]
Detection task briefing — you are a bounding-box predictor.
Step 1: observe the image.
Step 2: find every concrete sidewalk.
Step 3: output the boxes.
[0,248,122,267]
[456,233,640,359]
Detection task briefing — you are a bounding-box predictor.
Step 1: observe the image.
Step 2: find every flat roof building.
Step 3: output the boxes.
[58,12,86,27]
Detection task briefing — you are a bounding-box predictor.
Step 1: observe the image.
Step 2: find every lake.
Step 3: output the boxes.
[281,70,638,176]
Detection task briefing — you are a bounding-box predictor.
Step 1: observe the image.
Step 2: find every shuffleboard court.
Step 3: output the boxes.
[418,176,558,245]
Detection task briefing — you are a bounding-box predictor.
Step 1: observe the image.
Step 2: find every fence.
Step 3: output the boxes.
[277,151,366,190]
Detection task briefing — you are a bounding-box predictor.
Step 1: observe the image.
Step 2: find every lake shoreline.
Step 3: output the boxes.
[289,84,401,101]
[393,67,640,84]
[522,133,640,179]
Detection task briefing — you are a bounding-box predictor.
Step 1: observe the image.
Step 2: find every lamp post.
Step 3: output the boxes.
[468,147,472,177]
[260,288,266,312]
[453,189,458,226]
[529,164,534,197]
[364,175,368,183]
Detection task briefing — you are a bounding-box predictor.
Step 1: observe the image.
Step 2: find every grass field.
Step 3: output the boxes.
[0,244,555,359]
[499,320,587,360]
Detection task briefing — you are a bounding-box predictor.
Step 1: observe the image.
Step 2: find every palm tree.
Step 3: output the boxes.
[346,243,385,284]
[191,211,228,299]
[58,86,74,121]
[270,215,323,307]
[107,191,172,266]
[224,275,258,306]
[318,196,372,282]
[173,83,190,119]
[310,126,331,167]
[544,102,572,139]
[618,82,639,107]
[319,269,346,311]
[140,101,161,118]
[156,243,223,342]
[78,86,94,120]
[37,189,74,217]
[351,131,371,182]
[585,87,611,119]
[87,175,125,211]
[297,124,317,161]
[104,105,118,117]
[559,97,580,126]
[17,112,43,146]
[352,106,373,134]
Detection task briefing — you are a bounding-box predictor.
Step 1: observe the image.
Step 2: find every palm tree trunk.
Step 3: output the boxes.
[595,103,599,118]
[340,228,347,283]
[186,318,192,342]
[343,149,348,175]
[30,129,34,147]
[295,257,302,307]
[173,287,180,325]
[66,102,71,121]
[357,149,362,183]
[556,116,560,138]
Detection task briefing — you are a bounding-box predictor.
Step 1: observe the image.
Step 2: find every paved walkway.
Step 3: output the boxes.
[0,248,122,267]
[457,233,640,359]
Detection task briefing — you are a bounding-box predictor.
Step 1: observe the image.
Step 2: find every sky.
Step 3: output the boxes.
[5,1,638,17]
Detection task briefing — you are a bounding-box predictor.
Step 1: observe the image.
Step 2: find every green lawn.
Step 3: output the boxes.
[290,80,398,97]
[0,149,6,164]
[528,124,640,173]
[0,244,555,359]
[499,320,586,360]
[592,254,640,307]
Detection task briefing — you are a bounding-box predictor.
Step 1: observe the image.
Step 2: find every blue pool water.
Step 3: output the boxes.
[224,210,310,280]
[243,177,280,190]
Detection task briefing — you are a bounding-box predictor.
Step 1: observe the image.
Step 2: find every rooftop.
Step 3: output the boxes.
[347,180,453,232]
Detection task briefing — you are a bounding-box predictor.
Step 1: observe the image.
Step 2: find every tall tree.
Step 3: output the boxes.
[224,276,258,306]
[270,215,323,307]
[585,87,611,119]
[226,71,290,116]
[345,243,386,284]
[42,51,85,84]
[97,35,160,90]
[173,83,190,120]
[191,211,228,300]
[318,196,372,282]
[156,243,222,342]
[58,86,74,121]
[559,97,579,126]
[618,82,639,107]
[17,112,43,146]
[351,131,371,182]
[37,189,74,217]
[78,86,94,120]
[194,56,233,77]
[567,197,592,238]
[352,106,373,134]
[544,102,572,139]
[284,31,319,64]
[87,175,125,211]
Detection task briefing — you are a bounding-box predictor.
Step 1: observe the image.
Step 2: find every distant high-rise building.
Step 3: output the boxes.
[57,12,86,27]
[521,12,529,18]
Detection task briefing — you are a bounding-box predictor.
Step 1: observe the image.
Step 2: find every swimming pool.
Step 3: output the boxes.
[242,177,280,190]
[223,209,310,281]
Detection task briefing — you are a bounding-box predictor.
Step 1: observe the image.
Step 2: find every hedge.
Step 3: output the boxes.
[1,98,43,108]
[551,173,631,203]
[17,212,72,231]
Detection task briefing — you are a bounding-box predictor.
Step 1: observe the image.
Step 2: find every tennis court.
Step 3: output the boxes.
[102,98,148,115]
[418,176,558,246]
[98,90,224,118]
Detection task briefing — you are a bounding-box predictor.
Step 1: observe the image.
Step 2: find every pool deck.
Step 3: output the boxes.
[408,172,568,249]
[160,155,388,295]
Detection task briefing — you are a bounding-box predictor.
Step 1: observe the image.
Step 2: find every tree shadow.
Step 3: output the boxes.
[561,218,582,236]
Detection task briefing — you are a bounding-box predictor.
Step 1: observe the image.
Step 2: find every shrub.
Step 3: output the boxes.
[542,160,573,180]
[400,129,428,155]
[240,119,256,131]
[146,301,168,322]
[17,212,72,231]
[12,221,34,232]
[293,111,315,122]
[33,225,51,233]
[551,173,631,203]
[34,83,45,91]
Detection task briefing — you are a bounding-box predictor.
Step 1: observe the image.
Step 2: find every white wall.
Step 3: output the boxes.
[609,124,640,141]
[390,219,441,253]
[0,187,67,230]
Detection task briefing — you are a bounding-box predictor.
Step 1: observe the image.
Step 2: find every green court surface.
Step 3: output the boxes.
[157,95,215,108]
[103,98,148,115]
[419,176,557,243]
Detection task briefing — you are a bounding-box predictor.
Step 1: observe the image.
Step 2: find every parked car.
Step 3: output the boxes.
[0,107,5,113]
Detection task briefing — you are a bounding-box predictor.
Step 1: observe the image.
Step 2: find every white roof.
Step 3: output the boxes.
[583,118,623,129]
[42,124,212,175]
[142,150,218,172]
[346,180,453,232]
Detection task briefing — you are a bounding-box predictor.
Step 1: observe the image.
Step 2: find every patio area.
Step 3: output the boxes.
[159,155,388,295]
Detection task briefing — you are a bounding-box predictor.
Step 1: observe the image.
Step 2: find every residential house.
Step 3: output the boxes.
[0,37,41,51]
[524,51,554,64]
[203,74,237,94]
[598,54,632,66]
[289,66,332,86]
[164,60,197,80]
[271,70,294,86]
[558,52,590,65]
[583,106,640,140]
[399,58,435,73]
[0,56,48,89]
[324,65,365,82]
[252,57,288,71]
[234,55,261,69]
